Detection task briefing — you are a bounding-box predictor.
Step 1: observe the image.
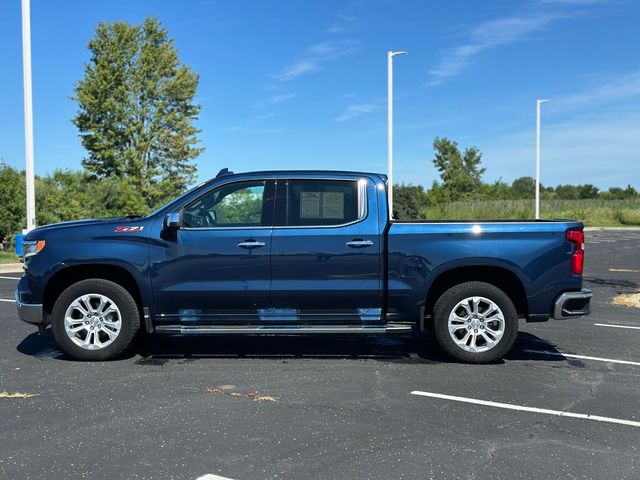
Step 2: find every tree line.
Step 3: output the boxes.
[393,138,639,220]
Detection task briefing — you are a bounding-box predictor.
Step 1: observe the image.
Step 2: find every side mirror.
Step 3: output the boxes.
[163,212,182,230]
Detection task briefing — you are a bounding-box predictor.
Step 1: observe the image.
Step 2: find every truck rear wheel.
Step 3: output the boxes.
[50,279,140,361]
[432,281,518,363]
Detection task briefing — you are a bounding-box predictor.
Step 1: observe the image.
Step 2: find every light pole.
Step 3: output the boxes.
[535,99,550,220]
[387,50,407,220]
[21,0,36,232]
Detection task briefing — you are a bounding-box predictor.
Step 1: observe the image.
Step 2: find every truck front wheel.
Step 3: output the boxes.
[432,281,518,363]
[50,279,140,361]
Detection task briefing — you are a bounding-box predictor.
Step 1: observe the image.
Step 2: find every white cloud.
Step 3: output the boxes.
[271,39,360,82]
[326,14,357,35]
[470,71,640,187]
[223,112,283,134]
[427,0,616,86]
[334,104,378,122]
[558,70,640,108]
[481,110,640,188]
[253,93,298,108]
[428,12,561,85]
[222,126,286,134]
[271,61,320,82]
[537,0,614,5]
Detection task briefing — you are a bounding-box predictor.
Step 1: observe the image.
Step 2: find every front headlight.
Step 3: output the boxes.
[23,240,46,258]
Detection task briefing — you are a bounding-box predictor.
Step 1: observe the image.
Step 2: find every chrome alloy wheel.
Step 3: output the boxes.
[63,294,122,350]
[448,296,505,353]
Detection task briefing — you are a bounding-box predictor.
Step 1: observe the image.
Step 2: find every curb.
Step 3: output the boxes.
[0,263,23,274]
[584,227,640,231]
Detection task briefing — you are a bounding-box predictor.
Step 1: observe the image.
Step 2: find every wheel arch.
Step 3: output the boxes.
[424,264,529,320]
[43,264,144,321]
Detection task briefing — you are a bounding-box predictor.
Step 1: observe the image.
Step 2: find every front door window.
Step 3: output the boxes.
[183,181,267,228]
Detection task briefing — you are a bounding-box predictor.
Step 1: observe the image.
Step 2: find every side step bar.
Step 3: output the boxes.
[154,323,413,334]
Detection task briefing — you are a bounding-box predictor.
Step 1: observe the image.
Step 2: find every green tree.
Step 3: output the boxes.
[425,181,450,206]
[478,180,515,200]
[36,170,93,226]
[555,184,580,200]
[601,185,639,199]
[214,187,263,224]
[393,184,429,219]
[511,176,536,198]
[576,184,599,199]
[73,17,203,208]
[0,163,26,243]
[89,176,149,217]
[432,137,485,200]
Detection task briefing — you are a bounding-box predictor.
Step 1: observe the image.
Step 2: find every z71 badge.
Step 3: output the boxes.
[114,226,144,233]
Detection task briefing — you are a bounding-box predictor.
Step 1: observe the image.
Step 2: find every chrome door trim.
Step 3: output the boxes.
[272,177,370,230]
[237,241,267,249]
[346,240,374,248]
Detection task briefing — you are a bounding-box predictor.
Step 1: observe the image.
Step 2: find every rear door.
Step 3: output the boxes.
[269,176,382,326]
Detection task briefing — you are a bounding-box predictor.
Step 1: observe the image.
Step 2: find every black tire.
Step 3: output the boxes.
[50,279,140,361]
[432,281,518,363]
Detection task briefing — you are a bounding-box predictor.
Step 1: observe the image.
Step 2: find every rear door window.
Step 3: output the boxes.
[284,179,360,227]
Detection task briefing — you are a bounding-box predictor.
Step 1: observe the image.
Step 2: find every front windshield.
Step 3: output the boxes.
[146,180,211,217]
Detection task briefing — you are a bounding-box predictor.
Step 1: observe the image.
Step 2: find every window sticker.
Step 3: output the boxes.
[322,192,344,219]
[300,191,321,218]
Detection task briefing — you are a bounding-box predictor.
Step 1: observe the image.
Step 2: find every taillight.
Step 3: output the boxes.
[566,229,585,275]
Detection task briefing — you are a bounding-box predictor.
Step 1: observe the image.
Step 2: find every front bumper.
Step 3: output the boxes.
[15,290,44,325]
[552,289,592,319]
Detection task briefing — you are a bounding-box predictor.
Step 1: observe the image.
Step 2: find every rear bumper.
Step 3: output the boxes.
[15,290,43,325]
[552,289,592,319]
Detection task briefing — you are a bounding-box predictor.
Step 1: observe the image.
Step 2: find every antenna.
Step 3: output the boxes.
[215,168,233,178]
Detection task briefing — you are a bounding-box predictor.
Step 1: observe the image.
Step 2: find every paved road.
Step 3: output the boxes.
[1,231,639,480]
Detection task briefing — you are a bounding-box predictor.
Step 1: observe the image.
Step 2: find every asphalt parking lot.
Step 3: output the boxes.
[1,230,639,480]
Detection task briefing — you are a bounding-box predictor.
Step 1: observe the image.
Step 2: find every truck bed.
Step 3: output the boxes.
[386,219,584,322]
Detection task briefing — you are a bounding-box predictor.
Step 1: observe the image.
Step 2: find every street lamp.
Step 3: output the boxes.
[387,50,407,220]
[535,98,550,220]
[21,0,36,232]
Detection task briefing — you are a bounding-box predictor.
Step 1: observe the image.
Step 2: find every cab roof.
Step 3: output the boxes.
[215,169,387,182]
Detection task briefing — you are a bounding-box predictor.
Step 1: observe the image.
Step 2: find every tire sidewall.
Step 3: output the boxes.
[433,281,518,363]
[51,279,140,361]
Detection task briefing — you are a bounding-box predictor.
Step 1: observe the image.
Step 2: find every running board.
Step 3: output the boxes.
[154,323,413,334]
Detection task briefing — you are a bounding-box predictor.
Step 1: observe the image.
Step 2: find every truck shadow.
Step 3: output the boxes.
[584,276,639,291]
[17,329,566,365]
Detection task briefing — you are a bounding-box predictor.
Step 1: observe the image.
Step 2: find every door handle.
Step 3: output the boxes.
[237,240,266,249]
[346,239,374,248]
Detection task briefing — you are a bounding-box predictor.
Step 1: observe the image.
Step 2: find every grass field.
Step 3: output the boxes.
[0,252,19,264]
[424,199,640,226]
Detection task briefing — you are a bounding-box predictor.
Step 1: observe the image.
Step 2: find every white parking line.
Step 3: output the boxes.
[594,323,640,331]
[524,349,640,366]
[0,299,16,303]
[0,276,20,280]
[410,391,640,428]
[196,475,235,480]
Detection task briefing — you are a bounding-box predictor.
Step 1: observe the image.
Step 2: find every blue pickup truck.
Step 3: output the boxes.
[16,169,591,363]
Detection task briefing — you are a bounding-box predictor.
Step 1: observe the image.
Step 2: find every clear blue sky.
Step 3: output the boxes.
[1,0,639,189]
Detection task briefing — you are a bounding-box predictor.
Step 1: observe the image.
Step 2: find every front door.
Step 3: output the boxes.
[150,179,275,325]
[269,177,382,326]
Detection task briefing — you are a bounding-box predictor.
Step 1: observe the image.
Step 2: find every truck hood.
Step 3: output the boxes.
[25,217,144,238]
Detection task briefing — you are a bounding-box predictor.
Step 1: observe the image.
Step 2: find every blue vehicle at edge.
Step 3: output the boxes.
[15,169,592,363]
